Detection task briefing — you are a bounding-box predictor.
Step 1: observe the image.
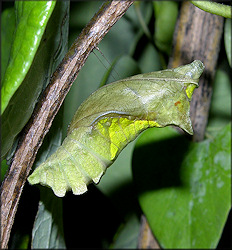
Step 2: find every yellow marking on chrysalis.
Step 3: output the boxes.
[185,84,197,99]
[96,117,162,160]
[108,118,135,158]
[95,118,119,159]
[96,118,110,138]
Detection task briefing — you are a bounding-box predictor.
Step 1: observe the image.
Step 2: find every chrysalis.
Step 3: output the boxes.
[28,60,204,197]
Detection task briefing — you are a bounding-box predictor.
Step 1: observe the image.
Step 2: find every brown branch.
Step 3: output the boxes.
[0,1,134,248]
[137,215,160,249]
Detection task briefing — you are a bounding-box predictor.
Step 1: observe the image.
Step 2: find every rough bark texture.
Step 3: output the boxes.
[0,1,134,248]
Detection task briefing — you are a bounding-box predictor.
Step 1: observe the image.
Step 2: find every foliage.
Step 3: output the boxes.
[133,124,231,248]
[1,1,231,249]
[191,1,232,19]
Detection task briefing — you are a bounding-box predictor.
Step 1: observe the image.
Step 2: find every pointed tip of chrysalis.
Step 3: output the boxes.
[185,125,194,136]
[174,60,205,81]
[179,117,194,135]
[190,60,205,80]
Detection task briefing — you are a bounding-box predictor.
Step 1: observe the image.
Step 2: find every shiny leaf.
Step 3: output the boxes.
[32,188,66,249]
[153,1,178,54]
[1,1,69,159]
[1,1,56,114]
[1,7,16,81]
[133,123,231,248]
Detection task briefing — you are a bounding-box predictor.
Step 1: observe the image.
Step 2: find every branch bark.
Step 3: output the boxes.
[0,1,134,248]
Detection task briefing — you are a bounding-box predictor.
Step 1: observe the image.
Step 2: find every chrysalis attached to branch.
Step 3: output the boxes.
[28,60,204,197]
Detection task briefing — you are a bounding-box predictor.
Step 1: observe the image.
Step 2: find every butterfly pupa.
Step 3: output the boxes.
[28,60,204,197]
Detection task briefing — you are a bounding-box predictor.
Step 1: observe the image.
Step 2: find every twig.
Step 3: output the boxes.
[0,1,134,248]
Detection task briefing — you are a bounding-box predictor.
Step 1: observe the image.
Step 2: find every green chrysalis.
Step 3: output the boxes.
[28,60,204,197]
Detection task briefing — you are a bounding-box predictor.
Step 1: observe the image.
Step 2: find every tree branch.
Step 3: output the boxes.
[0,1,134,248]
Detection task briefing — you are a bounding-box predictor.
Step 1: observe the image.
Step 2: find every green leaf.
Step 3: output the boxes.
[224,18,231,67]
[207,60,231,137]
[1,1,69,159]
[28,61,204,197]
[133,123,231,248]
[137,43,162,73]
[191,1,232,19]
[1,1,56,114]
[153,1,178,54]
[1,7,16,81]
[1,159,8,183]
[133,1,153,41]
[32,187,66,249]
